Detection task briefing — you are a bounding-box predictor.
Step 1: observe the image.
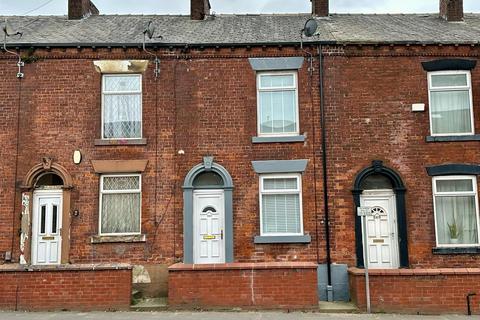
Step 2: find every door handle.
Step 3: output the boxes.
[221,230,224,240]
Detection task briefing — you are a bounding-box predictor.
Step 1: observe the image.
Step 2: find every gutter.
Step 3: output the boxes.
[2,40,478,50]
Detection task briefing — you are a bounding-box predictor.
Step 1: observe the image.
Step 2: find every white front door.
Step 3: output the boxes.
[32,190,62,265]
[360,190,399,269]
[193,190,225,264]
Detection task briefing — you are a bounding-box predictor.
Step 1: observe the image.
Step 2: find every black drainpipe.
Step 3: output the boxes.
[318,44,333,299]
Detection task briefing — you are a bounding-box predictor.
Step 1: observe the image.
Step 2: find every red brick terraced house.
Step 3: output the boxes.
[0,0,479,314]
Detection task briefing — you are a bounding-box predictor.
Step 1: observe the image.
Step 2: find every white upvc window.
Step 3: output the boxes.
[102,74,142,139]
[99,174,142,235]
[259,173,303,236]
[257,71,299,137]
[432,175,480,247]
[427,71,474,136]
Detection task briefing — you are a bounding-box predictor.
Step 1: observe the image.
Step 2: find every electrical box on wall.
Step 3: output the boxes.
[412,103,425,112]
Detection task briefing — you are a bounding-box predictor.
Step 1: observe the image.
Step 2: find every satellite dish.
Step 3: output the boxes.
[303,18,318,38]
[143,21,156,40]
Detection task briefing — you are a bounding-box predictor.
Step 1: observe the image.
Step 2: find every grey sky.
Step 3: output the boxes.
[1,0,480,15]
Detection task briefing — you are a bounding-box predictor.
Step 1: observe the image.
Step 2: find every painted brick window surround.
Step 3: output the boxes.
[252,160,311,244]
[249,57,306,143]
[423,58,480,142]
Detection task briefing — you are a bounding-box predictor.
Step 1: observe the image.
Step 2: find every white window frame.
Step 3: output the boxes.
[427,70,474,136]
[101,74,143,140]
[99,173,142,236]
[259,173,304,236]
[432,175,480,248]
[256,71,300,137]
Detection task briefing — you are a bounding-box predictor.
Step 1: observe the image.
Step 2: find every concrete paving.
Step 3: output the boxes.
[0,312,474,320]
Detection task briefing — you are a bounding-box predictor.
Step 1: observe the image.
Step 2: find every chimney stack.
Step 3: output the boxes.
[191,0,211,20]
[311,0,329,17]
[440,0,464,22]
[68,0,99,20]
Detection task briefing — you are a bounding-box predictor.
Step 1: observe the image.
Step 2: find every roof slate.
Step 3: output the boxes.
[1,13,480,47]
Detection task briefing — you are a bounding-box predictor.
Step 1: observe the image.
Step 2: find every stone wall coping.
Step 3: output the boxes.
[169,262,318,271]
[348,267,480,276]
[0,263,133,272]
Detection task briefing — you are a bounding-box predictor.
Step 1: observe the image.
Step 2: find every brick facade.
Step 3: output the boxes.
[324,45,480,269]
[0,264,132,311]
[168,262,318,309]
[1,38,480,311]
[349,267,480,314]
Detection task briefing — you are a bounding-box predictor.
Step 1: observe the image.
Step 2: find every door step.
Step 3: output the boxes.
[130,297,168,311]
[318,301,359,313]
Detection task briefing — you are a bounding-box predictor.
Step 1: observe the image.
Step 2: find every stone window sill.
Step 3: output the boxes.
[432,247,480,255]
[254,234,311,244]
[252,135,305,144]
[94,138,147,146]
[426,135,480,142]
[90,234,146,244]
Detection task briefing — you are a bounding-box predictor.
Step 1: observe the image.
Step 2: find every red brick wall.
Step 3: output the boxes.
[168,262,318,309]
[1,44,479,271]
[0,265,132,311]
[349,268,480,314]
[324,45,480,268]
[0,46,321,266]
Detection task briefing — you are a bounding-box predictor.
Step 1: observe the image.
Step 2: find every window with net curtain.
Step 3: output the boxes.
[102,74,142,139]
[428,71,473,136]
[260,174,303,235]
[433,176,480,246]
[100,175,141,235]
[257,72,298,136]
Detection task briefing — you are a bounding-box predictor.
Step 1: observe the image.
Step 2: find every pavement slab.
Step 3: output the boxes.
[0,312,474,320]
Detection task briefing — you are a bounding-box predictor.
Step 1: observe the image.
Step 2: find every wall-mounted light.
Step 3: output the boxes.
[72,209,80,217]
[73,150,82,164]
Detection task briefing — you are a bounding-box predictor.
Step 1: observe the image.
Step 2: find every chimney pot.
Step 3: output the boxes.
[311,0,329,17]
[191,0,211,20]
[68,0,99,20]
[440,0,463,22]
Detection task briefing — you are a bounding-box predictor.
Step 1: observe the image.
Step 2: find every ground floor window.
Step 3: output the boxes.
[100,174,141,235]
[260,173,303,236]
[433,175,480,246]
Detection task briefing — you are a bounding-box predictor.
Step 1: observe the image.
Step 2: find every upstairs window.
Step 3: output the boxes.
[102,74,142,139]
[260,174,303,236]
[433,176,480,247]
[428,71,474,136]
[257,72,299,137]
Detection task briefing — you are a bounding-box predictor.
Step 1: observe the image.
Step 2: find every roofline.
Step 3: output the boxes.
[3,41,336,48]
[4,40,480,49]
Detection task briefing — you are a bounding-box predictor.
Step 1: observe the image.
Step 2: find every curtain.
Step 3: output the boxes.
[101,193,141,234]
[435,179,478,245]
[431,90,471,134]
[103,94,141,138]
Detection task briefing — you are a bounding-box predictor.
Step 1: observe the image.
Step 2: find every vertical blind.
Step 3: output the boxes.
[261,177,301,235]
